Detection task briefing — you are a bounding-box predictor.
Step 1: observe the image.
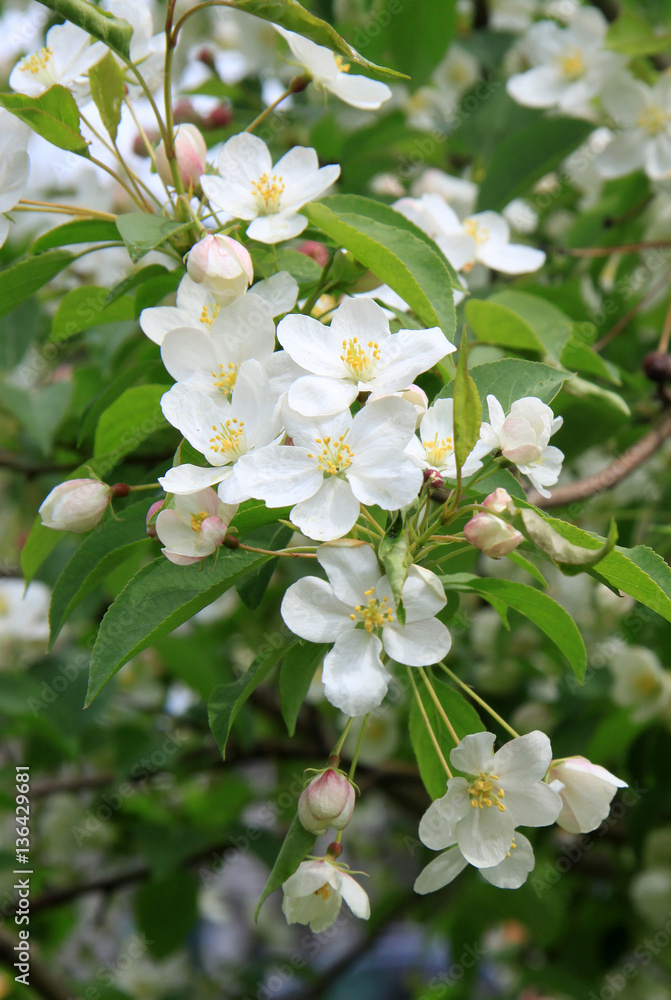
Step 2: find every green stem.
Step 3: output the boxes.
[348,714,369,784]
[245,86,296,134]
[418,667,460,744]
[438,663,520,739]
[331,717,355,758]
[406,667,453,779]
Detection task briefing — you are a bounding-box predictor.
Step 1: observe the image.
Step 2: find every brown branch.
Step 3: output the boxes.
[529,410,671,509]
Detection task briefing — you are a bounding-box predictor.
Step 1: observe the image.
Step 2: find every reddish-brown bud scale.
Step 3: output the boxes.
[224,535,240,549]
[326,841,343,859]
[110,483,130,498]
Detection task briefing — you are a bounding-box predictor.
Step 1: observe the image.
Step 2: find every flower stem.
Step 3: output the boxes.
[348,714,369,785]
[406,667,453,779]
[438,662,520,739]
[331,717,355,759]
[245,86,295,134]
[418,667,460,744]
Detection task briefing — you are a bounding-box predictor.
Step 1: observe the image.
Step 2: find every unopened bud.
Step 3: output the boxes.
[39,479,111,533]
[423,468,444,489]
[204,104,233,130]
[223,534,240,549]
[481,487,514,514]
[185,233,253,300]
[146,499,165,538]
[643,351,671,383]
[156,123,208,189]
[110,482,130,498]
[290,74,310,93]
[464,510,524,559]
[298,769,355,836]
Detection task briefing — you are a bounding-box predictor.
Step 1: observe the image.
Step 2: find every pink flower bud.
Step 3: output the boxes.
[481,487,514,514]
[185,233,253,300]
[464,511,524,558]
[146,499,165,538]
[39,479,111,533]
[156,124,208,189]
[298,769,355,835]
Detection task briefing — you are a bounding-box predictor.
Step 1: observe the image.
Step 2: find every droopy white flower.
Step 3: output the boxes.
[0,109,30,247]
[155,488,236,566]
[405,397,490,480]
[9,20,105,103]
[282,859,369,933]
[548,756,627,834]
[395,194,546,275]
[278,297,452,416]
[480,395,564,497]
[423,731,562,869]
[140,271,298,346]
[158,360,283,501]
[506,7,624,115]
[609,646,671,723]
[0,579,50,647]
[415,831,535,893]
[233,397,423,541]
[281,541,451,716]
[201,133,340,244]
[597,74,671,182]
[276,26,391,110]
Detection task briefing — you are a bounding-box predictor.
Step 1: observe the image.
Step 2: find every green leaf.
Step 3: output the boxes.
[304,199,456,339]
[466,299,541,353]
[563,375,630,418]
[235,0,406,80]
[379,512,413,624]
[484,291,573,363]
[77,359,166,446]
[279,642,329,737]
[51,285,135,342]
[453,336,481,475]
[29,219,120,253]
[87,547,275,704]
[0,86,89,155]
[477,116,593,211]
[235,524,293,609]
[49,499,155,645]
[104,264,176,308]
[365,0,456,88]
[506,551,548,588]
[136,872,198,959]
[409,676,485,798]
[254,814,316,922]
[561,335,621,385]
[232,499,291,536]
[605,7,671,55]
[93,384,170,462]
[115,213,190,263]
[209,640,297,758]
[35,0,133,58]
[439,358,571,412]
[89,51,124,141]
[519,507,618,575]
[0,250,73,319]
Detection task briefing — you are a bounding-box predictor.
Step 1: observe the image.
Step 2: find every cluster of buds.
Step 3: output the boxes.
[464,487,524,558]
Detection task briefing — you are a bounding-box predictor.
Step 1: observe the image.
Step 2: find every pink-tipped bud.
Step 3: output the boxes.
[464,510,524,559]
[39,479,111,533]
[146,499,165,538]
[204,103,233,130]
[156,123,208,189]
[297,240,330,267]
[185,233,253,300]
[423,468,444,489]
[298,769,355,836]
[481,487,514,514]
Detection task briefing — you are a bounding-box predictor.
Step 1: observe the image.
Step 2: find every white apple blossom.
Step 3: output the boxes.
[548,756,627,834]
[415,832,536,893]
[201,133,340,244]
[139,271,298,345]
[394,194,545,275]
[9,20,105,103]
[405,397,490,481]
[0,109,30,247]
[596,74,671,182]
[277,297,452,416]
[233,397,423,541]
[506,8,625,115]
[410,169,478,218]
[480,395,564,497]
[101,0,164,91]
[0,578,50,647]
[155,489,237,566]
[609,646,671,723]
[281,541,451,716]
[158,359,283,501]
[159,293,286,403]
[405,45,479,130]
[282,859,369,933]
[276,27,391,110]
[423,731,562,869]
[489,0,538,33]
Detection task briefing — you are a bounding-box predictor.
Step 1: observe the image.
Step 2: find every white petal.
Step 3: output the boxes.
[246,212,308,244]
[316,541,381,606]
[456,800,515,868]
[330,72,392,110]
[322,629,390,716]
[382,618,451,666]
[597,129,647,179]
[414,848,469,894]
[503,781,562,828]
[506,66,566,108]
[401,564,447,622]
[278,312,348,377]
[288,375,358,416]
[491,730,553,786]
[249,271,299,316]
[348,396,418,452]
[372,327,452,390]
[281,577,352,642]
[347,449,422,510]
[290,477,360,541]
[332,870,370,918]
[478,242,546,274]
[330,297,391,344]
[233,446,322,506]
[418,793,462,850]
[159,464,229,495]
[450,732,496,776]
[282,859,330,896]
[480,832,534,889]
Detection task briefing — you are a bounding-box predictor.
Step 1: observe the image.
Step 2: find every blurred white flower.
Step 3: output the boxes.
[0,108,30,247]
[609,646,671,722]
[0,579,50,647]
[597,74,671,182]
[9,20,105,103]
[282,859,369,932]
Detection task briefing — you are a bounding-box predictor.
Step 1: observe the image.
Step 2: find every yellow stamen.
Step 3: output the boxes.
[340,336,380,380]
[209,417,246,458]
[314,883,331,899]
[463,218,490,245]
[190,510,209,533]
[334,56,350,72]
[353,593,394,633]
[251,172,285,213]
[19,47,53,75]
[637,105,670,136]
[424,432,453,467]
[199,303,221,327]
[468,772,506,812]
[559,47,585,79]
[211,361,238,395]
[313,432,354,477]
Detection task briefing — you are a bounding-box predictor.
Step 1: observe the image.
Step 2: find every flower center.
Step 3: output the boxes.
[209,417,246,459]
[463,218,490,246]
[211,361,238,396]
[340,337,380,380]
[634,672,660,696]
[0,595,8,615]
[334,56,350,72]
[190,510,209,533]
[19,46,53,76]
[306,434,353,477]
[637,104,670,136]
[199,303,221,328]
[558,47,585,80]
[350,587,394,632]
[468,772,506,811]
[251,172,285,213]
[424,432,454,467]
[314,884,331,899]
